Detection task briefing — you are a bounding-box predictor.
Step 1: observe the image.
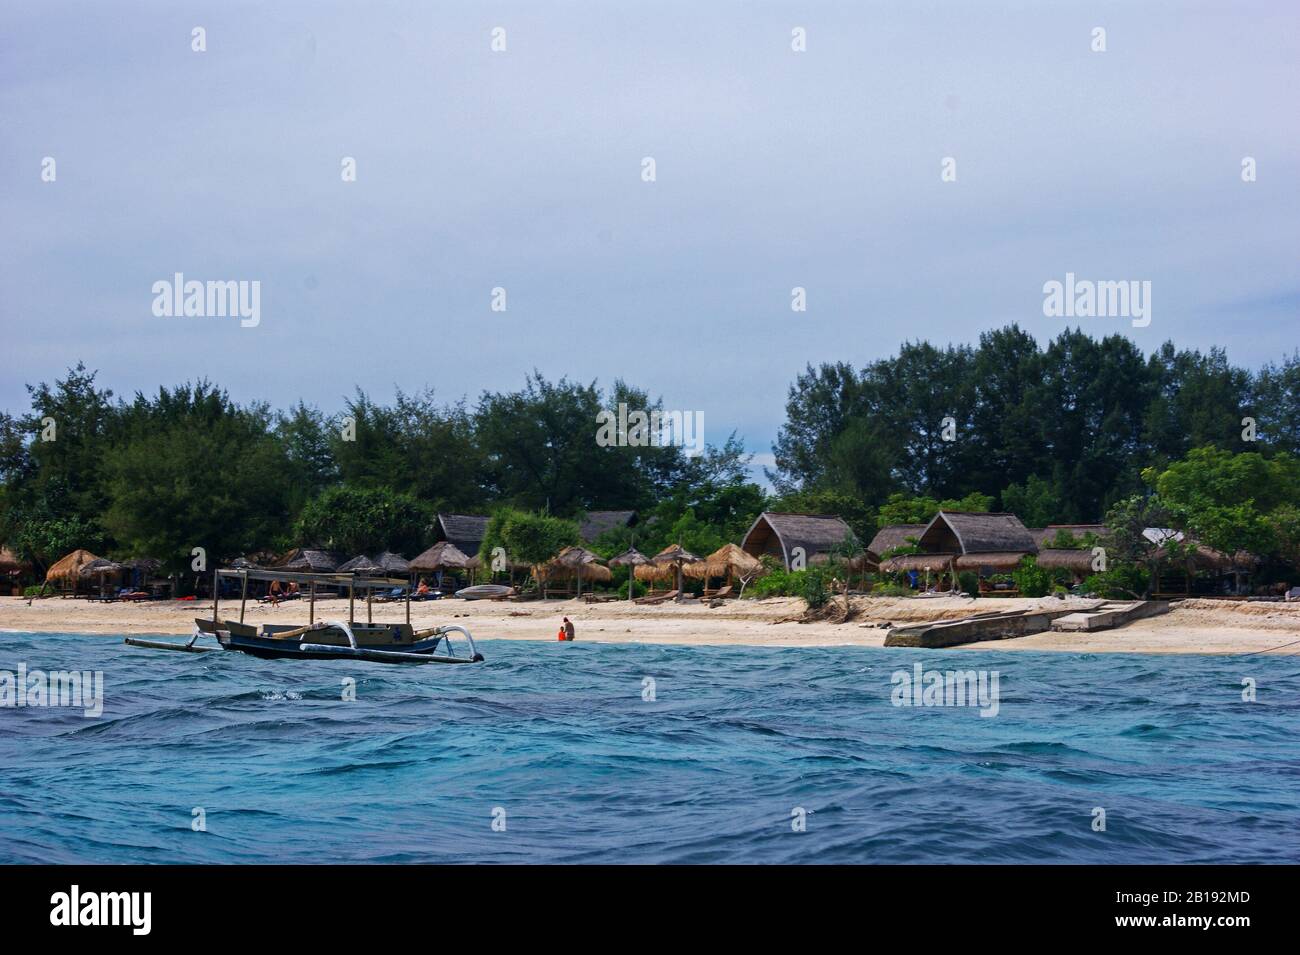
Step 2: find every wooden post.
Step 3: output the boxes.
[367,588,373,625]
[309,580,316,625]
[212,569,220,623]
[348,579,355,625]
[239,572,248,623]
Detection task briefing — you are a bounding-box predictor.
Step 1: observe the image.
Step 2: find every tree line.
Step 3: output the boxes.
[1,324,1297,585]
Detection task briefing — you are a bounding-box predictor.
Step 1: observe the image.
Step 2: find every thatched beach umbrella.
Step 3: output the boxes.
[373,551,410,576]
[646,544,701,600]
[683,543,763,586]
[79,558,124,597]
[539,546,611,598]
[410,541,473,573]
[0,545,31,574]
[609,547,651,603]
[337,554,383,575]
[276,548,339,572]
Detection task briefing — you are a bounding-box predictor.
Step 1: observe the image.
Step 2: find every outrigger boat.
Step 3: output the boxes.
[125,568,484,665]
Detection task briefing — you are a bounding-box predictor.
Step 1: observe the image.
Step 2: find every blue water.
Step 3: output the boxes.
[1,630,1298,863]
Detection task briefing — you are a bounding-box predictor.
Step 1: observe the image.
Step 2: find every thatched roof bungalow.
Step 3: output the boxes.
[434,514,489,560]
[740,512,857,570]
[866,524,927,561]
[881,511,1037,575]
[578,510,638,543]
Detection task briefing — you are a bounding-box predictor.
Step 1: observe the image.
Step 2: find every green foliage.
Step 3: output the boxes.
[1148,446,1300,561]
[876,491,995,528]
[1010,556,1056,598]
[957,570,979,596]
[1081,565,1150,600]
[770,489,874,544]
[479,508,580,568]
[1000,474,1067,527]
[616,577,647,599]
[294,485,430,556]
[99,384,293,570]
[868,581,913,597]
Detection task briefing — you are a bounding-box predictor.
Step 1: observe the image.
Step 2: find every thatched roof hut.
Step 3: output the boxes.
[1034,549,1097,573]
[410,541,474,573]
[120,557,162,574]
[434,514,489,559]
[45,549,103,584]
[337,554,383,575]
[866,524,927,560]
[275,548,339,572]
[879,512,1036,578]
[373,552,410,575]
[740,512,857,570]
[918,511,1037,556]
[0,546,31,574]
[1028,524,1107,548]
[578,510,638,543]
[683,543,764,581]
[879,553,960,573]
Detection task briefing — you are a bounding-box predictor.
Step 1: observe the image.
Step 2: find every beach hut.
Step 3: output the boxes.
[410,541,475,592]
[275,549,340,573]
[537,545,610,598]
[578,510,639,544]
[337,554,384,575]
[433,514,490,560]
[683,543,764,596]
[866,524,928,566]
[608,547,652,603]
[740,513,857,570]
[372,551,410,576]
[881,511,1037,593]
[0,546,31,596]
[45,549,103,596]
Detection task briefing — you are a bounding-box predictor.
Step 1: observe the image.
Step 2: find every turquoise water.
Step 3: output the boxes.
[1,630,1298,863]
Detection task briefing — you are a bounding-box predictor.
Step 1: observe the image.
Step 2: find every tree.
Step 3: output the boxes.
[293,485,430,556]
[101,382,295,569]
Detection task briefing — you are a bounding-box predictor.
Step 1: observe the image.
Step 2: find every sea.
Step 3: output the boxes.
[1,630,1298,864]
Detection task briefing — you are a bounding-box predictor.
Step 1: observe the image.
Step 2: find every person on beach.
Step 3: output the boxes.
[416,578,430,597]
[268,579,281,606]
[563,617,575,641]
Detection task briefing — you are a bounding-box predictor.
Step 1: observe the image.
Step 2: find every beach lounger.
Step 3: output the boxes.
[635,589,679,605]
[1286,587,1300,602]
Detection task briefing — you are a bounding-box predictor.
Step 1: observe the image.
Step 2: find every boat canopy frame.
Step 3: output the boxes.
[212,567,415,628]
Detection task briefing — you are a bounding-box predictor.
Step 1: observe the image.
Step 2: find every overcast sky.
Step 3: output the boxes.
[2,1,1297,479]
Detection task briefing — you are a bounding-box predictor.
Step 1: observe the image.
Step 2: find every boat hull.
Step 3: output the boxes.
[216,630,480,664]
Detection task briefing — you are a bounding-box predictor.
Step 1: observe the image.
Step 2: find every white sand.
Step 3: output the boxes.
[3,594,1299,654]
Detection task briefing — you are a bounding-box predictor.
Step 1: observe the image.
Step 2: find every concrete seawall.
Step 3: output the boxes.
[884,605,1096,648]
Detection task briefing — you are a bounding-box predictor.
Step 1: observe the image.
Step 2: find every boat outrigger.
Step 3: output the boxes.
[125,568,485,665]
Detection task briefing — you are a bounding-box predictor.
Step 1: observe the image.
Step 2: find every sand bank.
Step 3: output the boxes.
[3,594,1299,654]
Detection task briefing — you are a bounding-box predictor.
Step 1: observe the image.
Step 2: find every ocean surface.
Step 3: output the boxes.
[1,630,1298,864]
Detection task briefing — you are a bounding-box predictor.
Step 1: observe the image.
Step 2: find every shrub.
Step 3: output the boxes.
[1011,557,1055,598]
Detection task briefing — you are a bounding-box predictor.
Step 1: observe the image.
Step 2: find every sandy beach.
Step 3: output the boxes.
[3,593,1299,655]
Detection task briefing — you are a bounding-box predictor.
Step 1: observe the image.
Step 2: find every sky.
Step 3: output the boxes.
[2,0,1297,483]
